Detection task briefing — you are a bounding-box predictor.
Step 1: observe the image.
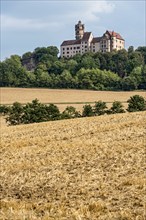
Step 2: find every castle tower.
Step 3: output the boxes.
[75,20,85,40]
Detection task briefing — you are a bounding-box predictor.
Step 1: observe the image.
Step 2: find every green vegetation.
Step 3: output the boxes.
[110,101,125,114]
[82,104,94,117]
[0,46,146,90]
[127,95,146,112]
[61,106,81,119]
[94,101,107,115]
[1,95,145,125]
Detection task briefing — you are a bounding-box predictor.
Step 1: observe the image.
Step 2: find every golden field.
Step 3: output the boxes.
[0,88,146,112]
[0,111,146,219]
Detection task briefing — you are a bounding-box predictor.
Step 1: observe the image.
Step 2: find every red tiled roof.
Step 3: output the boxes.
[92,37,102,43]
[61,39,81,46]
[106,30,124,41]
[81,32,92,41]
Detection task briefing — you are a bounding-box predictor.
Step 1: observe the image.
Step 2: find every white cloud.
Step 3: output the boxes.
[1,1,115,31]
[1,15,61,30]
[64,1,115,22]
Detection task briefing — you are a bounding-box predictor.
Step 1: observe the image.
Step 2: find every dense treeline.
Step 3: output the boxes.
[0,46,146,90]
[0,95,146,125]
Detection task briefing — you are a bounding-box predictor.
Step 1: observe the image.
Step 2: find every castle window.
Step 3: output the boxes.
[63,48,65,50]
[67,47,69,50]
[77,46,80,49]
[74,47,76,49]
[67,51,69,54]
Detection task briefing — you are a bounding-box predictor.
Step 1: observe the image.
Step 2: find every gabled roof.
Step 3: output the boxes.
[92,37,102,43]
[61,39,81,46]
[81,32,92,41]
[105,30,124,41]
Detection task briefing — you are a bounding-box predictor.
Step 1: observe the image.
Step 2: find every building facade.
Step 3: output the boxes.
[60,21,125,58]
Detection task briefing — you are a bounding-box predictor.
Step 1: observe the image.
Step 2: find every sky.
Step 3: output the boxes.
[1,0,146,61]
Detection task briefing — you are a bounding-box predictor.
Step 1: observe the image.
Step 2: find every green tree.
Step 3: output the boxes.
[22,52,32,60]
[136,46,146,63]
[0,55,28,87]
[58,70,76,88]
[82,104,94,117]
[49,61,65,75]
[61,106,81,119]
[45,103,60,120]
[128,46,134,54]
[112,49,128,77]
[121,76,138,90]
[126,51,144,74]
[129,66,142,88]
[80,55,96,69]
[127,95,146,112]
[6,100,61,125]
[22,99,49,123]
[6,102,24,125]
[140,65,146,89]
[94,101,107,115]
[34,46,59,64]
[26,71,36,87]
[65,59,78,75]
[110,101,125,114]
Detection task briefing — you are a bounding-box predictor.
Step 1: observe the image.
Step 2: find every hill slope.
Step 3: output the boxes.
[1,112,146,219]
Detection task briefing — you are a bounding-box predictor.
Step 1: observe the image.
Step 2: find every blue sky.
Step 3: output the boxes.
[1,0,146,60]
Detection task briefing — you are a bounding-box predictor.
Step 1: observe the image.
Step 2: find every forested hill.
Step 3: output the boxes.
[0,46,146,91]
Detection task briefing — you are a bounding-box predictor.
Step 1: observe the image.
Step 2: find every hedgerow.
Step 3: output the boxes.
[0,95,145,125]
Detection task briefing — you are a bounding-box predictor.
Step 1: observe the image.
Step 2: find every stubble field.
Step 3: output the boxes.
[0,111,146,219]
[1,88,146,112]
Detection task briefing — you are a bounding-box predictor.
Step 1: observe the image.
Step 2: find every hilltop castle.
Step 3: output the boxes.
[60,21,125,58]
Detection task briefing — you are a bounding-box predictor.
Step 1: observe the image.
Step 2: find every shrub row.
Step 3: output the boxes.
[0,95,145,125]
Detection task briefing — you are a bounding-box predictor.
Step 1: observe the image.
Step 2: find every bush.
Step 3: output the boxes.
[45,103,61,120]
[93,101,107,115]
[82,104,94,117]
[61,106,81,119]
[6,102,24,125]
[110,101,125,114]
[0,105,11,115]
[127,95,146,112]
[6,99,61,125]
[22,99,49,123]
[5,96,145,126]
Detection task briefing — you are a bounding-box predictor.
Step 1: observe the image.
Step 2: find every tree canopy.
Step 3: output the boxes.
[0,46,146,91]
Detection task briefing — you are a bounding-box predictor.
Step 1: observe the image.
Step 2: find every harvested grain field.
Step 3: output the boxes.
[0,111,146,219]
[1,88,145,109]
